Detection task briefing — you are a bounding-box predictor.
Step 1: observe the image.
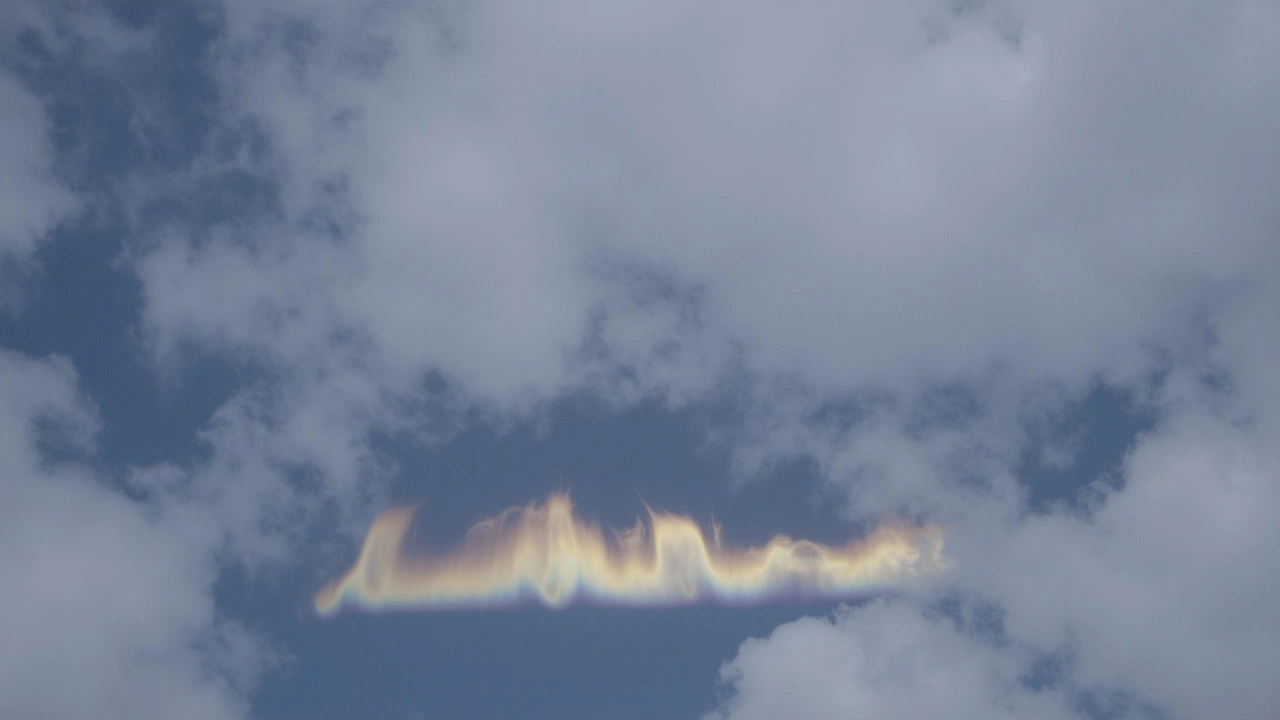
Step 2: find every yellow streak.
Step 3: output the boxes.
[314,493,948,615]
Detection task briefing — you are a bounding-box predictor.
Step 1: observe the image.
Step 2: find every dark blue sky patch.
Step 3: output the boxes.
[0,220,244,471]
[8,2,221,184]
[929,592,1009,647]
[1071,686,1169,720]
[371,397,863,555]
[1018,384,1155,513]
[254,601,851,720]
[216,398,884,720]
[1020,645,1072,693]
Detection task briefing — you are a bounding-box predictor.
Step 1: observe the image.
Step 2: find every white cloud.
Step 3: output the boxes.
[706,600,1074,720]
[109,0,1280,718]
[130,1,1278,465]
[0,351,262,720]
[0,70,76,306]
[144,0,1274,401]
[0,0,156,308]
[711,394,1280,720]
[969,411,1280,719]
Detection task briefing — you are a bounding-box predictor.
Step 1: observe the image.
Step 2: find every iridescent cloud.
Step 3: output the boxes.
[315,493,948,616]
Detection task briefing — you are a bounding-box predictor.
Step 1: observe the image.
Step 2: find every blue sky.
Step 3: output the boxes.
[1,2,1278,719]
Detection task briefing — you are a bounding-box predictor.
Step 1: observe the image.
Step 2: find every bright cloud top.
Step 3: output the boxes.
[315,494,946,615]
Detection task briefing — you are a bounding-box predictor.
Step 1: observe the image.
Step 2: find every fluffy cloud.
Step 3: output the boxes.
[987,413,1280,719]
[711,394,1280,720]
[706,601,1074,720]
[0,69,74,250]
[141,0,1277,405]
[0,351,262,720]
[0,69,76,307]
[1,0,157,308]
[0,10,265,718]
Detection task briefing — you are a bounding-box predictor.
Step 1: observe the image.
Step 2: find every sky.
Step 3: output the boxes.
[1,1,1278,719]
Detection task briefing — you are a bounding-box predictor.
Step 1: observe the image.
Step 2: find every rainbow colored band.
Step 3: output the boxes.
[315,494,948,616]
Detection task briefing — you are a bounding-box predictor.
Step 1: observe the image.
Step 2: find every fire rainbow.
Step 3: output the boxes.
[314,493,949,616]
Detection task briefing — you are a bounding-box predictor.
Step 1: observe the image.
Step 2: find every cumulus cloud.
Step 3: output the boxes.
[0,69,76,307]
[130,1,1278,522]
[706,600,1074,720]
[0,351,263,720]
[0,69,74,254]
[711,394,1280,720]
[977,411,1280,718]
[140,0,1277,404]
[0,0,157,308]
